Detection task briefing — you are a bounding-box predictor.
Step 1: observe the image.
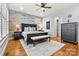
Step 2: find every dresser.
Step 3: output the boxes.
[61,22,78,44]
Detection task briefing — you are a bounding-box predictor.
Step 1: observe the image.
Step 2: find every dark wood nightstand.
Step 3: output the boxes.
[13,32,24,40]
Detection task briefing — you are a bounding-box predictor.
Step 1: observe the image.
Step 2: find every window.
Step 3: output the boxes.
[0,3,9,40]
[0,4,1,40]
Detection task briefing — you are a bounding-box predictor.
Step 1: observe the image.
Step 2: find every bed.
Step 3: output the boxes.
[21,24,50,46]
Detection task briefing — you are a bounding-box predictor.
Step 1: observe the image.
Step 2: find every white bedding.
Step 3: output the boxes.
[22,31,46,41]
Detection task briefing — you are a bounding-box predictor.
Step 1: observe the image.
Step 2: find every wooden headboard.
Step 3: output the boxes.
[21,23,37,32]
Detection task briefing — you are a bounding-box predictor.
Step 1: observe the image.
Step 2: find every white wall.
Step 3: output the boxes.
[43,16,55,36]
[43,4,79,43]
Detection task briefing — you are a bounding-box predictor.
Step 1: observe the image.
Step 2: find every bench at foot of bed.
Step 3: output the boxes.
[27,35,50,46]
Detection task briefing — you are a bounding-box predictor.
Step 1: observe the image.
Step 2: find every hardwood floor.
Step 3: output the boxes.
[4,40,27,56]
[4,37,79,56]
[52,37,79,56]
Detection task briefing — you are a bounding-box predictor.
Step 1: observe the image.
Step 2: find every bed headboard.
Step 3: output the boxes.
[21,23,37,32]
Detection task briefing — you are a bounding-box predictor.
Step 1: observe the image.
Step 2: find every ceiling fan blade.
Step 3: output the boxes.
[36,8,41,10]
[35,4,41,7]
[41,3,47,7]
[44,7,52,8]
[41,3,47,5]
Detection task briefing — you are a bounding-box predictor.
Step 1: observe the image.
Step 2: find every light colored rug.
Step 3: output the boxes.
[20,39,65,56]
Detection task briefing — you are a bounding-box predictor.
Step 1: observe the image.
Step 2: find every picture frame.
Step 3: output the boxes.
[46,21,50,29]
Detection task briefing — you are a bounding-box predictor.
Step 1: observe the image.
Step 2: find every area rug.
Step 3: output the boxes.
[20,39,65,56]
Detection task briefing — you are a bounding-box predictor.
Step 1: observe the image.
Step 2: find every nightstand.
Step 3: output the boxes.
[13,32,24,40]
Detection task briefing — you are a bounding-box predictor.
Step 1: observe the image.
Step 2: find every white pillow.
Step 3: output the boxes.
[32,27,34,31]
[33,27,36,31]
[28,27,31,31]
[24,27,28,32]
[30,27,33,31]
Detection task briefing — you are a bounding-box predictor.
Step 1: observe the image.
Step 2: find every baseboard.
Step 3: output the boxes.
[62,39,78,45]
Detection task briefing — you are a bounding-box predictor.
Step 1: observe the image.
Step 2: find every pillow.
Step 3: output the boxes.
[28,27,31,31]
[30,27,34,31]
[24,27,28,32]
[32,27,35,31]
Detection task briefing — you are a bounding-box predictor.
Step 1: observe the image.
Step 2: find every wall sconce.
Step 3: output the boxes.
[67,14,72,22]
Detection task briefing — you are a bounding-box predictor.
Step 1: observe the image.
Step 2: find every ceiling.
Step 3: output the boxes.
[8,3,78,18]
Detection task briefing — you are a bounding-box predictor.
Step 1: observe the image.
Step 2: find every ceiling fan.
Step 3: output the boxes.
[35,3,52,12]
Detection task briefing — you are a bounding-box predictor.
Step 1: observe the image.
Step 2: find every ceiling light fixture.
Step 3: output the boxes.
[41,8,45,10]
[41,8,45,12]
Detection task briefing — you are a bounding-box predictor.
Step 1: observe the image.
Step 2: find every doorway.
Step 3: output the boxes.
[54,17,60,37]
